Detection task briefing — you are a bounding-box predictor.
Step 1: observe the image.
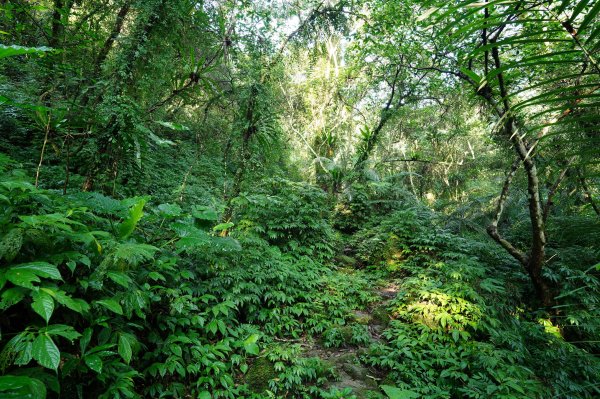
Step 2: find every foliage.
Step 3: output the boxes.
[356,205,600,398]
[0,0,599,398]
[234,178,337,259]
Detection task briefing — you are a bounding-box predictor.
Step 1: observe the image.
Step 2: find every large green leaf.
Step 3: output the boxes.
[41,287,89,314]
[157,203,182,217]
[42,324,81,341]
[191,205,219,221]
[14,341,33,366]
[381,386,419,399]
[32,334,60,370]
[95,299,123,315]
[4,262,61,288]
[0,45,52,60]
[107,271,133,288]
[118,199,146,239]
[156,120,190,131]
[10,262,62,280]
[31,291,54,323]
[112,243,158,266]
[118,334,133,364]
[0,287,27,310]
[243,334,261,355]
[5,269,40,289]
[79,328,92,354]
[0,376,46,399]
[84,354,103,373]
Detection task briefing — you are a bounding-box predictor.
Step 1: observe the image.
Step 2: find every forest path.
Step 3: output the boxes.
[305,279,399,398]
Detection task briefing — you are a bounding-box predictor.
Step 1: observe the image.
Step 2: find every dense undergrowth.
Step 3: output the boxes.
[1,156,599,399]
[2,0,600,397]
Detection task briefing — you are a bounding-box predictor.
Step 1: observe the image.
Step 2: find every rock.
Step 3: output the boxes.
[342,363,369,381]
[245,357,276,392]
[377,284,399,299]
[353,310,372,325]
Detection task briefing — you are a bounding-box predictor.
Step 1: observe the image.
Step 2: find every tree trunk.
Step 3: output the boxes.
[49,0,75,47]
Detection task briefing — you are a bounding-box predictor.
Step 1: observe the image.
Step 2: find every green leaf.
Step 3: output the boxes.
[118,335,132,364]
[171,345,182,357]
[32,334,60,370]
[157,121,190,131]
[14,341,33,365]
[198,392,211,399]
[191,206,219,221]
[95,299,123,315]
[452,329,460,342]
[0,44,52,59]
[0,287,27,310]
[112,243,158,266]
[84,354,103,373]
[118,199,146,239]
[31,291,54,323]
[80,328,92,354]
[207,319,218,335]
[107,271,133,288]
[4,269,39,289]
[4,262,61,289]
[42,324,81,341]
[458,67,480,84]
[0,376,46,399]
[213,222,234,232]
[148,132,176,147]
[10,262,62,280]
[148,271,166,282]
[157,203,182,217]
[381,386,419,399]
[46,288,89,314]
[243,334,260,355]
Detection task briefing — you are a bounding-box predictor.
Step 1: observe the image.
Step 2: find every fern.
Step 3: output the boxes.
[112,243,158,267]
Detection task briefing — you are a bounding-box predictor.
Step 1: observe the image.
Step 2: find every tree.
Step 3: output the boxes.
[420,0,600,307]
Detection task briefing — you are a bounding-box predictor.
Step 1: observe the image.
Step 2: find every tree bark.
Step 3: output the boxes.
[49,0,75,47]
[486,36,552,307]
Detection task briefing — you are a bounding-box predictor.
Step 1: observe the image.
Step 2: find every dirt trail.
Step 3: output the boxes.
[305,283,399,397]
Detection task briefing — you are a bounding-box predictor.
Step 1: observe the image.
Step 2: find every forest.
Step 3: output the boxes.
[0,0,599,398]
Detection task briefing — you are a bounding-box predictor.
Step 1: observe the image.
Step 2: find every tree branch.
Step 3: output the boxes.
[578,170,600,217]
[487,157,528,265]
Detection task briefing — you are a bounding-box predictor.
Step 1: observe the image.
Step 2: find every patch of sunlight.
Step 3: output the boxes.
[404,290,483,330]
[538,318,562,339]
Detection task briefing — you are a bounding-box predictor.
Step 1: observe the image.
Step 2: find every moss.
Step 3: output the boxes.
[245,357,277,392]
[342,363,371,381]
[353,311,372,325]
[334,353,356,364]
